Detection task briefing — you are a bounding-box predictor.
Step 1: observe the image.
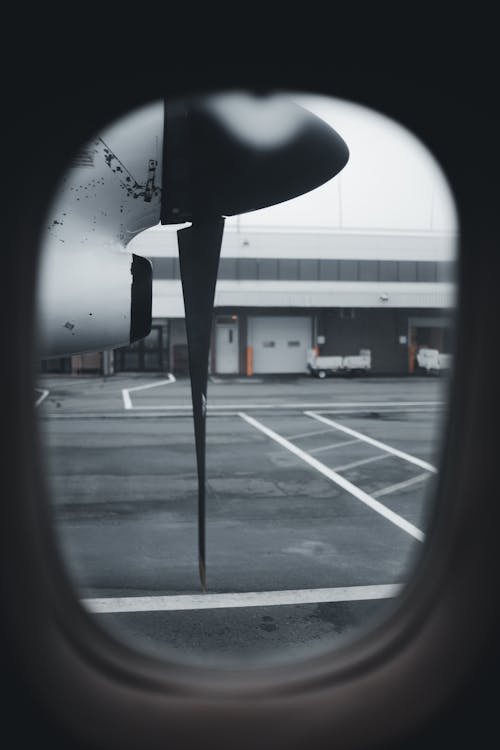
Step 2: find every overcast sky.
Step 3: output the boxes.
[224,93,458,235]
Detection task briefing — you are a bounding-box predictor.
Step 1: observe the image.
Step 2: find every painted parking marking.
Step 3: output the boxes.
[34,389,49,407]
[372,473,430,498]
[305,411,437,474]
[126,400,444,412]
[308,438,360,454]
[122,373,176,410]
[239,412,425,542]
[82,582,402,614]
[331,453,393,473]
[39,411,246,420]
[285,427,336,440]
[40,404,443,428]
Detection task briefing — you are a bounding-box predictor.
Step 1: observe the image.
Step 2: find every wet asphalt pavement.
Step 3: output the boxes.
[36,373,448,666]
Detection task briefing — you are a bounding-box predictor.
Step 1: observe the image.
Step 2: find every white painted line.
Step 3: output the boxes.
[313,402,444,408]
[316,407,443,415]
[34,389,49,407]
[308,438,360,454]
[372,473,430,498]
[127,374,177,392]
[305,412,437,474]
[122,389,133,410]
[39,404,442,423]
[129,400,443,412]
[122,373,176,410]
[285,428,335,440]
[82,583,402,614]
[239,412,425,542]
[39,411,245,420]
[332,453,392,472]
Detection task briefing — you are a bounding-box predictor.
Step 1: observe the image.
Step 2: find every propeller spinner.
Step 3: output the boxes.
[160,92,349,590]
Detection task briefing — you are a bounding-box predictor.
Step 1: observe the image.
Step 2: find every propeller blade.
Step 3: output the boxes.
[177,218,225,591]
[162,92,350,592]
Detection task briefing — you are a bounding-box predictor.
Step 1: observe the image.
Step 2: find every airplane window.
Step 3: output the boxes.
[35,92,457,668]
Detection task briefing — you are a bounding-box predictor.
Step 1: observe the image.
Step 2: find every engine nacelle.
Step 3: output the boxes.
[38,100,162,359]
[37,244,151,358]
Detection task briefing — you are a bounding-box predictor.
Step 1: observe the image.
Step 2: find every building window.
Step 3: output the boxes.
[339,260,358,280]
[379,261,398,281]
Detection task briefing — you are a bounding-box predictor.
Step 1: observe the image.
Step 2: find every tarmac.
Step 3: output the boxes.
[36,372,449,667]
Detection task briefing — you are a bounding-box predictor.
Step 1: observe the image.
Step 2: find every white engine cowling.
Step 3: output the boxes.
[38,100,162,359]
[37,245,151,358]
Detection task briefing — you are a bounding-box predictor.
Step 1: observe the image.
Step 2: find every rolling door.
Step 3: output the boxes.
[248,316,311,373]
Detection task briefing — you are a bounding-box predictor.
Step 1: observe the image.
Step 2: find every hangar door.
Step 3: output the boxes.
[248,316,311,374]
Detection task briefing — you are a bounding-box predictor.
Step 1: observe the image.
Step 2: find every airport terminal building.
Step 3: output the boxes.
[45,224,456,377]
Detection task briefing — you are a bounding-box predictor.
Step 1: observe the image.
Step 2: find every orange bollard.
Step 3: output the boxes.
[246,346,253,377]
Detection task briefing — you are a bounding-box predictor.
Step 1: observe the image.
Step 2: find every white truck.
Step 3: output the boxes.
[416,347,452,374]
[307,349,371,378]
